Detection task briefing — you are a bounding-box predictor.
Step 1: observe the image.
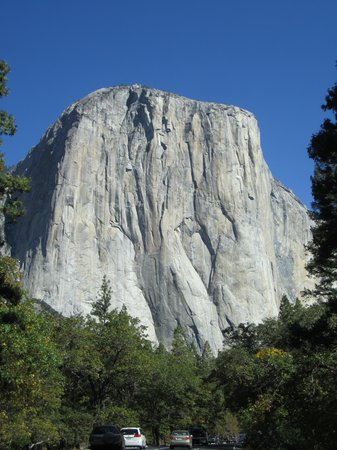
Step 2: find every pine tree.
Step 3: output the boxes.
[0,61,30,307]
[91,275,112,324]
[0,60,30,221]
[0,62,63,449]
[307,73,337,298]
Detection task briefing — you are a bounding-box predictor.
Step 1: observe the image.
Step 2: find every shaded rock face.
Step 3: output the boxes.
[6,85,313,352]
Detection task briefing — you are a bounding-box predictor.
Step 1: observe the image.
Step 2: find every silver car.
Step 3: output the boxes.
[169,430,192,449]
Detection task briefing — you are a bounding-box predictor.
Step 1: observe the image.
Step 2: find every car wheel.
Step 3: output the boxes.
[170,446,174,449]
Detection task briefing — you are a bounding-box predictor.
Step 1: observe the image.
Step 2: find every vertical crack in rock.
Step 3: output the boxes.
[198,223,217,291]
[187,141,198,190]
[126,89,139,108]
[134,168,147,252]
[219,202,239,242]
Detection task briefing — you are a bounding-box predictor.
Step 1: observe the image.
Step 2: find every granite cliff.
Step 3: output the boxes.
[5,85,313,352]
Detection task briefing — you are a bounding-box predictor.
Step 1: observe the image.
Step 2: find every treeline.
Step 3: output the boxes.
[215,296,337,449]
[0,275,228,449]
[3,282,337,449]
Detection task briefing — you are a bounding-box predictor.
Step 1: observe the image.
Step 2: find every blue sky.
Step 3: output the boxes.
[1,0,336,208]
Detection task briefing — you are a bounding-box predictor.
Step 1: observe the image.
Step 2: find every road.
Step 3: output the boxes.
[147,445,244,450]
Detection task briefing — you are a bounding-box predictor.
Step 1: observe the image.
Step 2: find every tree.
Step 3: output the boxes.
[0,301,64,449]
[137,344,174,444]
[212,293,337,449]
[91,275,113,325]
[88,277,153,421]
[0,60,30,221]
[138,329,200,444]
[87,299,152,422]
[192,343,225,438]
[0,61,30,307]
[50,314,95,448]
[0,256,25,306]
[0,61,63,449]
[307,72,337,298]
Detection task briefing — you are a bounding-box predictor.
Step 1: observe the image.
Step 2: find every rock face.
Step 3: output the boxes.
[6,85,313,352]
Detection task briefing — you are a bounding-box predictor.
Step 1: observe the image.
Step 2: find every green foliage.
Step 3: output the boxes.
[212,294,337,449]
[0,60,30,221]
[136,344,173,443]
[95,404,140,429]
[0,164,30,220]
[307,72,337,298]
[164,328,200,425]
[0,256,25,306]
[0,271,230,447]
[0,61,12,98]
[0,301,64,449]
[86,305,152,416]
[0,61,30,309]
[56,406,92,450]
[0,61,16,143]
[223,322,261,352]
[137,330,201,444]
[0,61,59,450]
[49,314,98,448]
[193,342,225,435]
[48,303,152,447]
[91,275,113,324]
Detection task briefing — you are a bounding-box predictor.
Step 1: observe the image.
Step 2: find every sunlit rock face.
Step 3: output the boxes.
[6,85,313,352]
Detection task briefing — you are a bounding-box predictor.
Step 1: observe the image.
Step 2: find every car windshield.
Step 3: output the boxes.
[172,431,189,436]
[93,426,119,434]
[121,429,139,435]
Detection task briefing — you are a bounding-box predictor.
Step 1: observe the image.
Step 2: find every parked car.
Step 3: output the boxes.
[120,427,146,449]
[190,427,208,446]
[169,430,193,449]
[89,425,125,450]
[236,433,247,447]
[207,435,220,445]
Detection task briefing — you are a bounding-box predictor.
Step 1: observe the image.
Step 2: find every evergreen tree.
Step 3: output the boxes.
[86,302,151,421]
[139,329,200,443]
[50,314,95,448]
[307,72,337,298]
[0,60,30,221]
[91,275,112,324]
[0,61,29,307]
[0,61,64,449]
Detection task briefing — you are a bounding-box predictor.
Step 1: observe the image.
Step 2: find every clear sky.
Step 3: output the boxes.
[1,0,336,208]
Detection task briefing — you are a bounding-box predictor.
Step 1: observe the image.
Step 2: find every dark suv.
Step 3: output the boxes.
[89,425,126,450]
[190,427,208,446]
